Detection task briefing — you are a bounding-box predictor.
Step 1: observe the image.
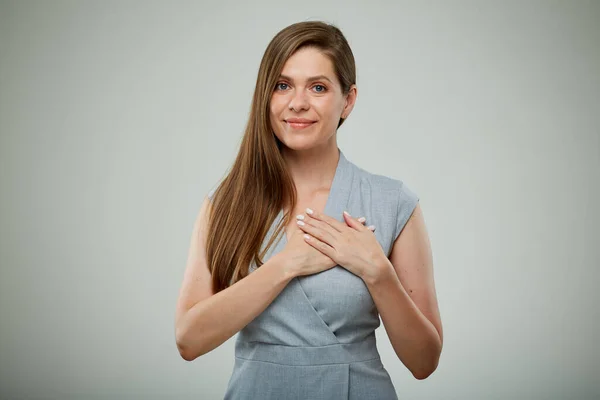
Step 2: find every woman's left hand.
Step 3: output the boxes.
[296,208,387,281]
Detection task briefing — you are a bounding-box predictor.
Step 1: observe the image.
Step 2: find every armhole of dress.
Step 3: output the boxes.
[392,181,419,243]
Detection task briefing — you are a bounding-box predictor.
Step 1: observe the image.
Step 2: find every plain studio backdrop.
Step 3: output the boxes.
[1,1,598,399]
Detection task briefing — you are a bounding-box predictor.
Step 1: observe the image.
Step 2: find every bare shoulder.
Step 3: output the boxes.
[388,203,443,344]
[175,196,215,327]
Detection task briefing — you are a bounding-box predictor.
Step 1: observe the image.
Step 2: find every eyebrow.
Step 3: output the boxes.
[278,74,334,84]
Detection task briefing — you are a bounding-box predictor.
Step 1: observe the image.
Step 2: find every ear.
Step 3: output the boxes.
[342,84,357,119]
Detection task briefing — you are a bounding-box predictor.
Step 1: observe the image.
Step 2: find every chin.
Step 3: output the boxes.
[280,140,313,151]
[286,140,332,154]
[276,135,318,151]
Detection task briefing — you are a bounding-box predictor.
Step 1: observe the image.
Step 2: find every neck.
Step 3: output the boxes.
[281,143,340,195]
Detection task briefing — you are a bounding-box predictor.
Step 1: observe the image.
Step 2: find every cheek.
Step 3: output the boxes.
[268,103,278,117]
[317,100,342,123]
[269,100,285,122]
[269,100,286,138]
[270,96,285,112]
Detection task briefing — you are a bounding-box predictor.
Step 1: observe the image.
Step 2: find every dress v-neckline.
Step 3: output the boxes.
[278,148,351,247]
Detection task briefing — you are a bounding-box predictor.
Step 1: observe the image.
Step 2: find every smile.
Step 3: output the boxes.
[286,121,316,130]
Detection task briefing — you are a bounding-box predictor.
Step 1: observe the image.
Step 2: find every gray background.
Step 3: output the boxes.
[1,1,598,399]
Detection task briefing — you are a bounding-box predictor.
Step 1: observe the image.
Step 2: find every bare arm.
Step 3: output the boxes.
[365,203,443,379]
[174,197,293,361]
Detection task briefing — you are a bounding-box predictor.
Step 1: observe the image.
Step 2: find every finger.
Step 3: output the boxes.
[342,211,368,231]
[297,213,339,241]
[296,218,336,246]
[302,233,335,258]
[304,208,347,232]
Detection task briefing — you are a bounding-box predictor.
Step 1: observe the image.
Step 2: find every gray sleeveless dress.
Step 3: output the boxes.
[208,149,419,399]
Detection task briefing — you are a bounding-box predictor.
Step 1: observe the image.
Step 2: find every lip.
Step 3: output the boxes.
[286,121,315,130]
[286,118,316,123]
[285,118,316,130]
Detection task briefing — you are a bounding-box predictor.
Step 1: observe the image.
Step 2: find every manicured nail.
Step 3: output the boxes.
[306,208,313,215]
[368,225,375,231]
[296,214,305,220]
[304,234,311,240]
[343,211,351,217]
[358,217,366,223]
[297,220,305,226]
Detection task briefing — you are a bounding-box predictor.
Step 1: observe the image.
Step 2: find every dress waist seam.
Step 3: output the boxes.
[234,333,380,366]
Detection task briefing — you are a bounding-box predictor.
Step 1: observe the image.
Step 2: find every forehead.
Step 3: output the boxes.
[280,47,335,80]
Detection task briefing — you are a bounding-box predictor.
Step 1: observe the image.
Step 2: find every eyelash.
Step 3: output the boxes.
[275,82,327,93]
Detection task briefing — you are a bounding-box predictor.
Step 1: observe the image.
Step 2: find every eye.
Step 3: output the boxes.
[275,82,288,91]
[313,84,327,93]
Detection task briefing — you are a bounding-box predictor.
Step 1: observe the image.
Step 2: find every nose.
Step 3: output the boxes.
[288,88,309,112]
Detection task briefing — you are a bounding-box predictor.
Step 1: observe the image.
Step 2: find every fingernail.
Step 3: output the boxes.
[343,211,351,217]
[306,208,313,215]
[358,217,366,223]
[368,225,375,231]
[296,214,305,220]
[297,220,305,226]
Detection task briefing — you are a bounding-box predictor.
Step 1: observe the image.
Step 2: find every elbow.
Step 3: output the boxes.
[177,340,206,362]
[177,341,197,362]
[179,350,198,362]
[176,329,213,361]
[413,366,436,380]
[175,325,202,362]
[412,358,439,380]
[175,316,217,361]
[411,341,442,380]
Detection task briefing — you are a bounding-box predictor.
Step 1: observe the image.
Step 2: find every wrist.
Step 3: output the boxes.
[273,253,298,282]
[361,257,393,286]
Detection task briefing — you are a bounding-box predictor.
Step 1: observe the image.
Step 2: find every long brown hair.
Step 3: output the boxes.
[206,21,357,293]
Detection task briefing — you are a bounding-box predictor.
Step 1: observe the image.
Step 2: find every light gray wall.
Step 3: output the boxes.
[1,1,598,399]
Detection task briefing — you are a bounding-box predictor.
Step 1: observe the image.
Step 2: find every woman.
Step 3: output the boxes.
[175,21,443,399]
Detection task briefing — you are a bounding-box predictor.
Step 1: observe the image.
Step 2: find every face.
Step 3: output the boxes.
[269,46,357,151]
